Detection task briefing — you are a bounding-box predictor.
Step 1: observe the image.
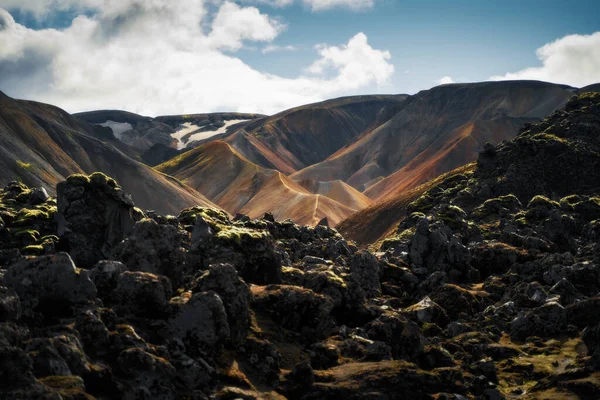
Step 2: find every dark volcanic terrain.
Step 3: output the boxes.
[1,93,600,399]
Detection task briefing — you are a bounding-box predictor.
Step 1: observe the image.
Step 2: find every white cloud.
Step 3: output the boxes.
[303,0,374,11]
[261,44,296,54]
[209,2,285,51]
[0,5,395,116]
[241,0,295,8]
[307,32,394,87]
[490,32,600,88]
[438,76,455,84]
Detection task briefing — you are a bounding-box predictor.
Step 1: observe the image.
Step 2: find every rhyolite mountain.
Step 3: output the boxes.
[2,93,600,399]
[292,80,576,196]
[155,140,366,225]
[0,91,217,214]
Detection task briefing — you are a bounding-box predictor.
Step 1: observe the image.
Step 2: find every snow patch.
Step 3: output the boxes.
[171,119,249,150]
[96,120,133,140]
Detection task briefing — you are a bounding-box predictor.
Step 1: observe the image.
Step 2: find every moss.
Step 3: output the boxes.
[531,132,569,144]
[407,194,435,213]
[66,173,91,186]
[40,375,86,390]
[559,194,583,211]
[13,208,51,226]
[14,228,40,242]
[179,206,230,228]
[527,195,560,209]
[16,160,34,171]
[21,245,44,255]
[438,205,467,229]
[40,235,59,245]
[473,194,522,220]
[215,225,269,245]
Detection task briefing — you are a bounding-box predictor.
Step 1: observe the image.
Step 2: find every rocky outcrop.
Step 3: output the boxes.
[57,173,142,268]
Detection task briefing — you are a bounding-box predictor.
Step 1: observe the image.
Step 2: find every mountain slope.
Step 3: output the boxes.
[223,95,409,174]
[0,91,218,214]
[293,81,575,195]
[338,91,600,246]
[155,140,359,225]
[294,178,372,211]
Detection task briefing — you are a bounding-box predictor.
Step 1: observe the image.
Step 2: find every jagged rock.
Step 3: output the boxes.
[112,218,187,286]
[403,296,450,328]
[511,301,567,341]
[25,334,90,377]
[117,347,177,399]
[408,218,473,281]
[169,291,230,356]
[366,311,425,361]
[308,341,340,369]
[566,296,600,328]
[0,286,21,322]
[418,345,456,369]
[430,284,486,320]
[57,173,142,268]
[349,250,381,298]
[193,263,252,346]
[548,278,581,306]
[253,285,334,341]
[75,309,111,357]
[89,260,128,299]
[0,345,35,391]
[241,336,281,383]
[4,253,96,314]
[113,271,172,317]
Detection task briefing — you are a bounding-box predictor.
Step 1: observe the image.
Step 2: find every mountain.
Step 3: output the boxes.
[0,91,218,214]
[75,109,264,164]
[339,90,600,246]
[222,95,409,173]
[293,81,576,197]
[155,140,361,225]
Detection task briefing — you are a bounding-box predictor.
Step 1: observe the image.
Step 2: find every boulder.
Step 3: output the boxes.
[89,260,127,300]
[112,218,186,286]
[113,271,172,317]
[0,286,21,322]
[57,173,142,268]
[253,285,334,341]
[510,301,567,341]
[402,296,450,328]
[169,291,230,356]
[193,263,252,345]
[349,250,381,298]
[4,253,96,314]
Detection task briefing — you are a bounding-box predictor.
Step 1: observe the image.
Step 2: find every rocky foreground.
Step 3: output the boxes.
[1,94,600,399]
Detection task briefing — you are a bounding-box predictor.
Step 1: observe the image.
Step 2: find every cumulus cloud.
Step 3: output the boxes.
[490,32,600,88]
[303,0,374,11]
[261,44,296,54]
[307,32,394,87]
[438,76,455,84]
[241,0,374,11]
[0,3,395,115]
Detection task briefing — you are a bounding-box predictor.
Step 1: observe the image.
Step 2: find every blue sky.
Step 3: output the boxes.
[0,0,599,115]
[242,0,600,93]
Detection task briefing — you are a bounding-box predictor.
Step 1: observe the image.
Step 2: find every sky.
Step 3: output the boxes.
[0,0,599,116]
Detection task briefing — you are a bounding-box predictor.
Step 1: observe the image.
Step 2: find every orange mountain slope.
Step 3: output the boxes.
[292,81,575,196]
[155,140,362,225]
[0,91,218,214]
[223,95,408,174]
